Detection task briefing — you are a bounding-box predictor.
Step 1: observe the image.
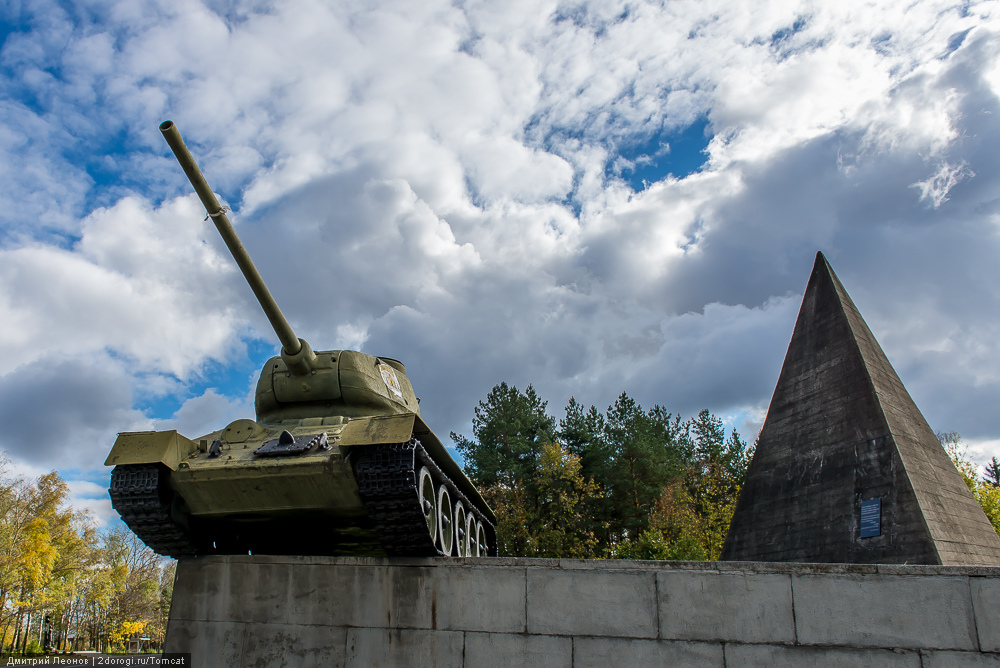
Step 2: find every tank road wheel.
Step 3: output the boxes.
[476,521,488,557]
[465,513,478,557]
[418,467,437,544]
[437,485,454,555]
[454,501,468,556]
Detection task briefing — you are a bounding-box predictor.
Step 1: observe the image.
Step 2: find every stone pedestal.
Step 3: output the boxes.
[165,555,1000,667]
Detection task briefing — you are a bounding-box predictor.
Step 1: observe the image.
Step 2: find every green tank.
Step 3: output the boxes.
[105,121,496,558]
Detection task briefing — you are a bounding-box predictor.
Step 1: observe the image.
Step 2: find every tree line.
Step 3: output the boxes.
[451,383,754,559]
[0,460,172,656]
[452,383,1000,560]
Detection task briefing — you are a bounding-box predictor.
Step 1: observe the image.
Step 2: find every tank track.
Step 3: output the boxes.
[354,439,497,557]
[109,464,199,558]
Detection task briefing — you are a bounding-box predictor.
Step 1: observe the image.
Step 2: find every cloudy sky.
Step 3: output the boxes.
[2,0,1000,524]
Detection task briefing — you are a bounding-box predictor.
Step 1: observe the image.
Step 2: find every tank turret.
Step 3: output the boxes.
[105,122,496,558]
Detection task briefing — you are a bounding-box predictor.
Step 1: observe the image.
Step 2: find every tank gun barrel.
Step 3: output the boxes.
[159,120,315,374]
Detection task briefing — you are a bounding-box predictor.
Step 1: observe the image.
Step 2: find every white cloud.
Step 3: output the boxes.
[911,160,975,208]
[966,438,1000,472]
[1,0,1000,486]
[66,478,117,527]
[154,388,254,440]
[0,194,244,378]
[0,354,149,470]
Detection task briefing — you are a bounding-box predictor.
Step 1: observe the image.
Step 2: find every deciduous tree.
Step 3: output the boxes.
[0,461,173,656]
[484,443,602,558]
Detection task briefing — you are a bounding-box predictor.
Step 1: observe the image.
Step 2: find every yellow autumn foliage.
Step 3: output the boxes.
[973,483,1000,535]
[0,460,174,655]
[942,432,1000,537]
[485,442,603,558]
[109,620,147,650]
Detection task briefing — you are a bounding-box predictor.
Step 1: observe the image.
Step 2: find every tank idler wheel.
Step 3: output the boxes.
[418,467,437,544]
[465,513,478,557]
[454,501,468,557]
[436,484,454,555]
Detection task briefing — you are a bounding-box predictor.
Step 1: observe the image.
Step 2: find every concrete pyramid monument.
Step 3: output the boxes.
[721,252,1000,564]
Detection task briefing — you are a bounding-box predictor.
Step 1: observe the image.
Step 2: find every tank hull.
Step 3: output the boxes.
[108,413,496,558]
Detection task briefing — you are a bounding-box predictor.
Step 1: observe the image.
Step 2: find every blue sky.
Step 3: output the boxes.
[2,0,1000,525]
[611,118,712,190]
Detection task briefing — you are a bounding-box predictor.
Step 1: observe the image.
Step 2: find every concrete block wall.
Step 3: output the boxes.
[165,556,1000,667]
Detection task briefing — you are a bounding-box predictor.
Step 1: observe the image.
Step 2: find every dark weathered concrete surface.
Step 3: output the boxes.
[164,555,1000,667]
[721,252,1000,564]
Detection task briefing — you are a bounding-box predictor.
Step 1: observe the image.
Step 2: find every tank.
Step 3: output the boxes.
[105,121,496,558]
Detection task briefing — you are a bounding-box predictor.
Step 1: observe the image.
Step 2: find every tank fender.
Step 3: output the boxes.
[411,415,496,524]
[339,414,416,446]
[104,430,198,470]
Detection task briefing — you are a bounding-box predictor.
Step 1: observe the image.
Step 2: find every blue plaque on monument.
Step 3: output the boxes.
[860,498,881,538]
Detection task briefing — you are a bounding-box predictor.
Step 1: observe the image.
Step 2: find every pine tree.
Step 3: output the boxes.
[451,382,555,489]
